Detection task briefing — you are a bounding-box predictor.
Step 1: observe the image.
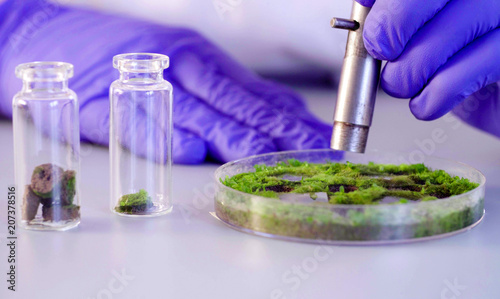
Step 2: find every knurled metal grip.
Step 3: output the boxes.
[330,2,381,153]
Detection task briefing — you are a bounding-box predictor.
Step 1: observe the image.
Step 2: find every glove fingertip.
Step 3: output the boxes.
[363,9,406,62]
[355,0,376,8]
[409,95,440,121]
[363,32,397,62]
[380,66,416,99]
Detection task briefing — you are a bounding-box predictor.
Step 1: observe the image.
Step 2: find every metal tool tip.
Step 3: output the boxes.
[330,122,369,153]
[330,18,338,28]
[330,18,360,31]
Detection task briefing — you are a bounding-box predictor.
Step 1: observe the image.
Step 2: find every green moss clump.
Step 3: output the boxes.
[115,189,153,214]
[62,170,76,205]
[222,159,479,205]
[332,185,386,205]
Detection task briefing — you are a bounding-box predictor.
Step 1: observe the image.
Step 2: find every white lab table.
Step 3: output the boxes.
[1,88,499,299]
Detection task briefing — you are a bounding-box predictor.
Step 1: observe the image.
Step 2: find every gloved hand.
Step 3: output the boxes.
[0,0,336,164]
[356,0,500,136]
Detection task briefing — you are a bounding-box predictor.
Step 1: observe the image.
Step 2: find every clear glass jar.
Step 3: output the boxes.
[13,62,81,231]
[110,53,173,217]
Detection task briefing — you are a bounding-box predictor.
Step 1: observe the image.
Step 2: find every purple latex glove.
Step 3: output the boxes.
[357,0,500,136]
[0,0,337,164]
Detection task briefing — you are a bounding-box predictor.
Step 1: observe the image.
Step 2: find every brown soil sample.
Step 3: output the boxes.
[42,205,80,222]
[329,184,359,193]
[31,164,76,206]
[265,185,294,193]
[22,185,41,221]
[387,185,422,192]
[31,163,64,198]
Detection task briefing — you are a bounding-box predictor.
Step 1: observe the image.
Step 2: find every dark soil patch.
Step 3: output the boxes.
[387,185,422,192]
[265,185,294,193]
[329,184,359,193]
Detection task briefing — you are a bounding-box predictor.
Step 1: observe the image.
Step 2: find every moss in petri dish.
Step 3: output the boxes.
[115,189,153,214]
[217,159,482,241]
[222,159,479,204]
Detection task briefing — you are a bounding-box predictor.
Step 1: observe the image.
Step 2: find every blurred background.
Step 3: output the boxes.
[64,0,350,84]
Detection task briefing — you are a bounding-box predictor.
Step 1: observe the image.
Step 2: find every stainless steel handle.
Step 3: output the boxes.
[330,2,381,153]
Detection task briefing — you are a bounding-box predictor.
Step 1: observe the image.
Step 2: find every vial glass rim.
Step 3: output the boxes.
[113,53,170,73]
[15,61,74,82]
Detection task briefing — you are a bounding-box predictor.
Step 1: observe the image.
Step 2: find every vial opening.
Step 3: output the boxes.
[113,53,170,73]
[15,62,74,82]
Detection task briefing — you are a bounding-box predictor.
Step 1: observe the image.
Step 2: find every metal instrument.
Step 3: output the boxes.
[330,2,381,153]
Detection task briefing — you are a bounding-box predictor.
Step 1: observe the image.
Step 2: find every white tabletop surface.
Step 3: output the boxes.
[1,88,500,299]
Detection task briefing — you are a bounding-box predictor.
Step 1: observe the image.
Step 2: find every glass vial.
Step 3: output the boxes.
[13,62,81,231]
[110,53,173,217]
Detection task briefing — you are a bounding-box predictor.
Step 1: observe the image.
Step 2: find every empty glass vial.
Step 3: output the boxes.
[110,53,173,217]
[13,62,81,231]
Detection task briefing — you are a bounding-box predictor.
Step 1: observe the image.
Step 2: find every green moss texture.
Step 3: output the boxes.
[222,160,478,205]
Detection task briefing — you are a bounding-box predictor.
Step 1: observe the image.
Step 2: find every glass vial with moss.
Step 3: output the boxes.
[12,62,81,231]
[110,53,173,217]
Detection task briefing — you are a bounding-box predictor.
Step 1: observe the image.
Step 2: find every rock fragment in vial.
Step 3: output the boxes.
[22,185,41,221]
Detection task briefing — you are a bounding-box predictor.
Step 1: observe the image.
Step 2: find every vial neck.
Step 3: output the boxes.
[23,80,68,92]
[120,71,164,83]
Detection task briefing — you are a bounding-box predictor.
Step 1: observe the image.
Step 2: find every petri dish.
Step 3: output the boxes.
[213,149,485,245]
